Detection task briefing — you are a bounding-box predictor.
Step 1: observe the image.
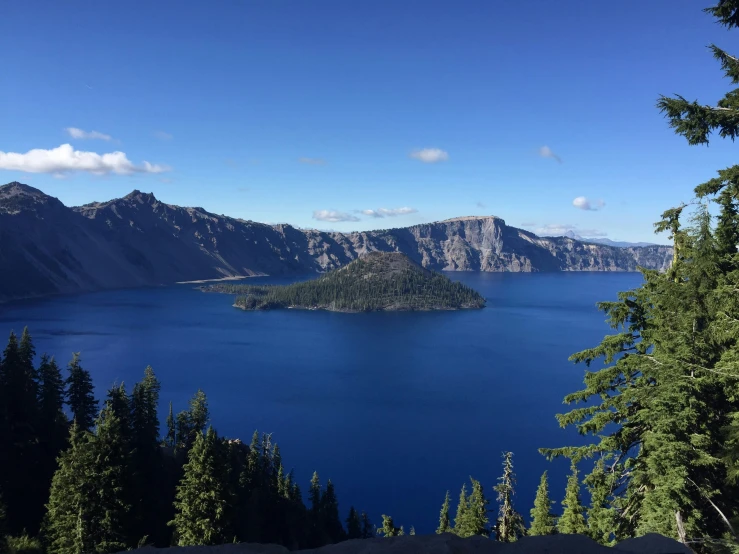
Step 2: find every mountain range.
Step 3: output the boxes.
[553,230,658,248]
[0,182,673,302]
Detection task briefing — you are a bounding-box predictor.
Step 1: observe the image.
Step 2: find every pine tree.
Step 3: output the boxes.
[310,471,321,514]
[188,389,209,437]
[360,512,373,539]
[529,471,556,536]
[88,405,134,552]
[436,491,451,534]
[170,427,232,546]
[346,507,361,539]
[65,353,97,431]
[494,453,525,542]
[35,355,69,538]
[130,367,164,545]
[585,460,615,545]
[44,422,94,554]
[453,484,469,536]
[164,401,175,448]
[457,478,489,538]
[409,526,416,536]
[46,409,132,554]
[321,480,345,543]
[0,329,43,535]
[377,515,400,538]
[558,464,587,535]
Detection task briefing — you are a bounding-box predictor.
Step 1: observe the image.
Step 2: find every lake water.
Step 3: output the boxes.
[0,272,643,534]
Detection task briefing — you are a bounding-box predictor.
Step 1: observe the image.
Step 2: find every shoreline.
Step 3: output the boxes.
[177,274,266,285]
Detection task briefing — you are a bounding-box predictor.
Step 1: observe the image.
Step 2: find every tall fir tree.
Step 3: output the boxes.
[46,410,132,554]
[452,484,469,537]
[44,421,94,554]
[529,471,556,536]
[0,329,43,535]
[346,507,361,539]
[130,367,165,545]
[169,427,232,546]
[321,480,345,543]
[557,464,587,535]
[436,491,451,534]
[539,1,739,545]
[456,478,489,538]
[360,512,373,539]
[164,401,175,448]
[87,406,134,553]
[584,460,615,545]
[65,353,97,431]
[493,452,525,542]
[35,355,69,537]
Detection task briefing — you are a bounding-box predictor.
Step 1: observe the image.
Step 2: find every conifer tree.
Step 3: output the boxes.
[44,422,93,554]
[436,491,451,534]
[65,353,97,431]
[529,471,556,536]
[410,526,416,536]
[360,512,373,539]
[189,389,209,437]
[321,480,345,543]
[0,329,44,536]
[130,367,164,545]
[558,464,587,535]
[585,460,615,545]
[310,472,322,514]
[170,427,232,546]
[453,484,469,537]
[88,406,134,552]
[540,2,739,544]
[164,401,175,448]
[458,478,489,538]
[377,515,400,538]
[346,507,361,539]
[494,453,524,542]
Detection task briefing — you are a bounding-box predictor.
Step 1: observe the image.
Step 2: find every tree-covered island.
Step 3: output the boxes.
[203,252,486,312]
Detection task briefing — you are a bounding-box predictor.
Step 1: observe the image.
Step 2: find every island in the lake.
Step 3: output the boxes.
[204,251,487,312]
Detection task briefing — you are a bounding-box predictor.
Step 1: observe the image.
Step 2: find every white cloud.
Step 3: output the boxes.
[298,157,326,165]
[410,148,449,163]
[66,127,113,141]
[532,223,607,237]
[0,144,171,176]
[153,131,173,141]
[538,145,562,163]
[313,209,360,223]
[573,196,605,211]
[361,207,418,218]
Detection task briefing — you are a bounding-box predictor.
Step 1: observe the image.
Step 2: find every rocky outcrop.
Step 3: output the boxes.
[121,533,693,554]
[0,183,674,302]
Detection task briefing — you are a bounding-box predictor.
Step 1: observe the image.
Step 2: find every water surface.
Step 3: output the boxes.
[0,272,643,533]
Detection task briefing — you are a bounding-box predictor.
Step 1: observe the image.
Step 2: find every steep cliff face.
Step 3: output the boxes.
[0,183,673,302]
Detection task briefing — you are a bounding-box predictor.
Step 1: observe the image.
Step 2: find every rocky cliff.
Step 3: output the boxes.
[0,182,673,302]
[121,533,692,554]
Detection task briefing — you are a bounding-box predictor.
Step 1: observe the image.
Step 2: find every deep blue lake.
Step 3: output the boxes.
[0,272,643,534]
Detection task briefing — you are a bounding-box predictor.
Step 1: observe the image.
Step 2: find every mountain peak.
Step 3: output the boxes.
[123,190,158,203]
[0,182,60,214]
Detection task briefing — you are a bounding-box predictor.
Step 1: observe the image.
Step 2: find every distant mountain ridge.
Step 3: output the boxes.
[553,230,659,248]
[0,182,673,302]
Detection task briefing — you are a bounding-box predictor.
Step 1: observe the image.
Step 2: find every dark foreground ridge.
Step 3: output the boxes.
[121,533,693,554]
[206,252,486,312]
[0,182,673,302]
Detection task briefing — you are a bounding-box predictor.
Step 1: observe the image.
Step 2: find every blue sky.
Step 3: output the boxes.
[1,0,737,243]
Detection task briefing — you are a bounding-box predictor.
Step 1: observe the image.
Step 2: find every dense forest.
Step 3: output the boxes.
[205,252,486,312]
[0,330,600,554]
